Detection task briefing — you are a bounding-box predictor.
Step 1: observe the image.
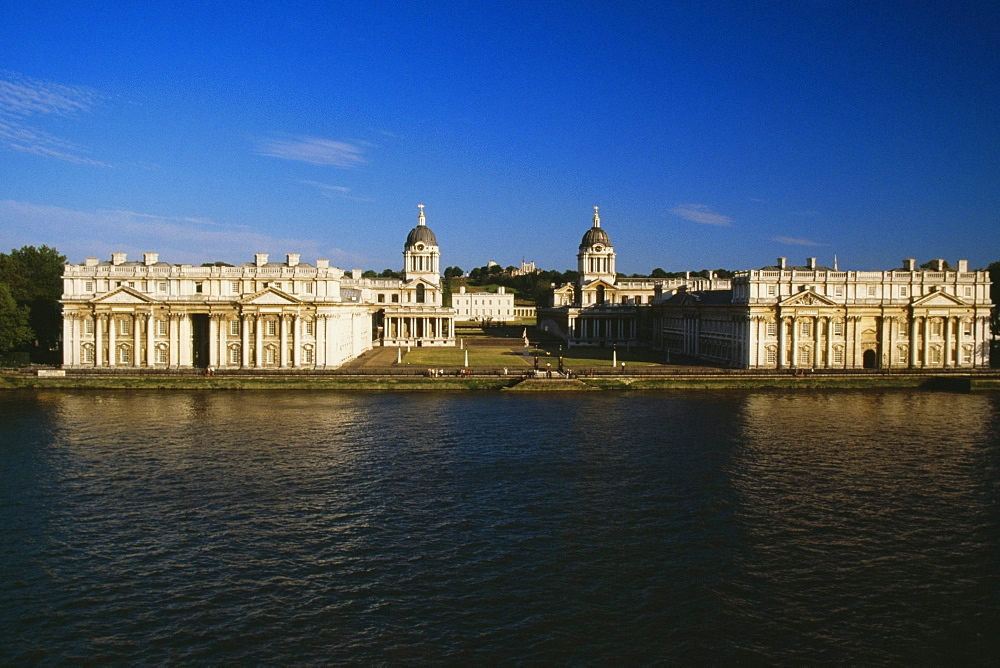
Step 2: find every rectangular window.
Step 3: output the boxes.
[118,346,131,364]
[195,281,204,294]
[230,320,240,336]
[83,346,94,363]
[898,348,907,365]
[765,348,776,365]
[85,319,94,335]
[229,347,240,364]
[157,319,168,336]
[266,320,276,336]
[867,285,876,296]
[963,321,972,337]
[898,320,909,337]
[231,281,240,294]
[156,346,168,364]
[800,320,812,337]
[305,283,314,294]
[118,319,131,336]
[85,281,94,292]
[391,294,399,303]
[931,320,942,337]
[835,286,844,297]
[767,285,776,296]
[304,320,314,336]
[158,282,167,292]
[766,322,776,337]
[833,321,844,336]
[127,281,135,288]
[834,348,844,364]
[274,282,282,290]
[303,347,314,364]
[965,287,972,298]
[377,293,385,303]
[265,347,276,364]
[900,286,908,297]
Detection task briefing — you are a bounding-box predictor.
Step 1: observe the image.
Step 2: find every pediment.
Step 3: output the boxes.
[239,287,300,305]
[912,291,967,308]
[401,278,437,289]
[778,290,838,307]
[581,278,617,290]
[92,286,157,304]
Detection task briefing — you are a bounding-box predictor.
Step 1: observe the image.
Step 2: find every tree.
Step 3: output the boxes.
[919,259,951,270]
[361,269,377,278]
[444,266,463,278]
[650,268,669,278]
[0,283,33,353]
[0,245,66,358]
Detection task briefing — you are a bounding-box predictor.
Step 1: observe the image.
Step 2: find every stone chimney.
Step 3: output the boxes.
[316,259,329,269]
[111,252,126,266]
[143,252,159,266]
[932,258,945,271]
[903,258,916,271]
[498,286,506,294]
[957,259,968,272]
[287,253,300,267]
[85,257,99,267]
[459,286,466,294]
[351,268,361,280]
[806,257,816,270]
[777,257,787,270]
[254,253,268,267]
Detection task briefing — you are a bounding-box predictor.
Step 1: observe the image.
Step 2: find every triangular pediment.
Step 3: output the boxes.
[91,286,157,304]
[912,291,967,308]
[581,278,617,290]
[401,278,437,289]
[778,290,838,307]
[239,287,300,305]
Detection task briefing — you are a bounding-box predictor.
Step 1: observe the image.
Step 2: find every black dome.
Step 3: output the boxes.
[581,225,610,248]
[406,224,437,247]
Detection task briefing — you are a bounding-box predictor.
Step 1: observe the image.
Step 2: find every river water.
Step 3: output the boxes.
[2,389,998,664]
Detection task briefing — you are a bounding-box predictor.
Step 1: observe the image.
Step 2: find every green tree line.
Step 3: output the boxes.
[0,245,66,361]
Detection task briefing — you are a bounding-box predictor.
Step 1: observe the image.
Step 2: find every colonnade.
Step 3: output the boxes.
[569,316,636,344]
[381,314,453,344]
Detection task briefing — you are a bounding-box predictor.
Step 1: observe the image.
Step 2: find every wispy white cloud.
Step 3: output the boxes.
[669,203,733,226]
[772,236,824,247]
[256,135,367,167]
[0,200,376,267]
[300,180,374,201]
[0,70,109,166]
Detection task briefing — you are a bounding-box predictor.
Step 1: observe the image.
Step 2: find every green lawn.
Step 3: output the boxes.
[401,348,533,368]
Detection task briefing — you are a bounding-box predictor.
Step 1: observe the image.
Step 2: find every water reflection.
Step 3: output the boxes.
[2,389,997,664]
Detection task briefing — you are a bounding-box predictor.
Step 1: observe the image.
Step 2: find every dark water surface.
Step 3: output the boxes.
[2,389,998,664]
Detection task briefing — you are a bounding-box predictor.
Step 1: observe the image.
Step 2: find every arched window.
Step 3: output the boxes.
[596,285,605,305]
[416,284,425,303]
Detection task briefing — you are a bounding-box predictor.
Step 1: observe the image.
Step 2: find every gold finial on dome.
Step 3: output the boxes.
[593,206,601,228]
[417,203,426,226]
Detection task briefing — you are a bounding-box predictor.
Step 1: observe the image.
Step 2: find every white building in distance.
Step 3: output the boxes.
[61,206,456,370]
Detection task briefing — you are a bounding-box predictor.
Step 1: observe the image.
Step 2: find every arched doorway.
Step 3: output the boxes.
[596,285,605,305]
[416,283,425,303]
[863,348,878,369]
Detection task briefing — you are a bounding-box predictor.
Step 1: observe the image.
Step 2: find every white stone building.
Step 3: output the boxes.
[649,257,993,369]
[451,286,515,322]
[61,206,456,370]
[540,207,731,346]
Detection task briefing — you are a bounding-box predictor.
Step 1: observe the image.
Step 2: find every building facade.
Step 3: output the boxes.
[61,206,455,370]
[539,207,731,346]
[648,257,993,369]
[451,286,515,322]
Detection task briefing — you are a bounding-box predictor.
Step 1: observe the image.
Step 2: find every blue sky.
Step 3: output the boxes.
[1,1,997,273]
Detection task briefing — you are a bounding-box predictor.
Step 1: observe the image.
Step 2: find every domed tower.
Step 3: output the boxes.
[578,206,616,285]
[403,204,441,287]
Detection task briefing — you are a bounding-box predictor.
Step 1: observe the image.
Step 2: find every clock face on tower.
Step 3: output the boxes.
[593,245,603,252]
[415,243,424,251]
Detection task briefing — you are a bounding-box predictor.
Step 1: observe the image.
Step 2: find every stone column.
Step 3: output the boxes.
[292,315,301,367]
[208,315,219,367]
[95,313,104,366]
[279,315,289,367]
[254,315,263,368]
[943,316,951,367]
[776,315,787,368]
[169,314,180,367]
[146,313,155,367]
[789,316,798,367]
[955,316,962,366]
[922,317,930,369]
[217,317,228,369]
[132,314,141,367]
[108,315,117,367]
[62,312,74,366]
[824,317,833,368]
[178,315,192,367]
[910,316,920,368]
[241,313,251,368]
